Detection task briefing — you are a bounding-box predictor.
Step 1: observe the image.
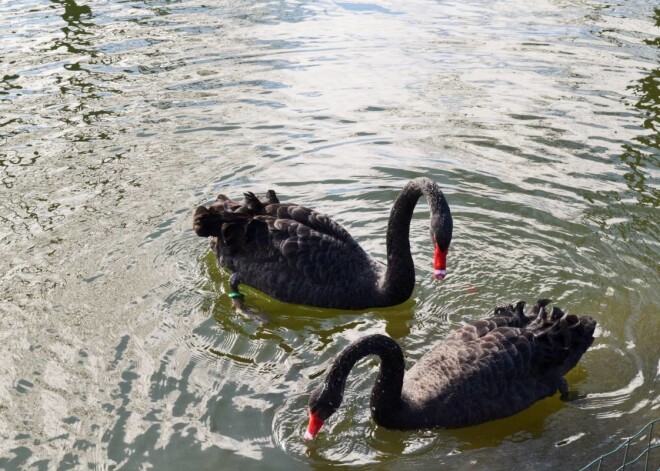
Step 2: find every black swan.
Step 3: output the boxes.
[304,299,596,439]
[193,178,453,310]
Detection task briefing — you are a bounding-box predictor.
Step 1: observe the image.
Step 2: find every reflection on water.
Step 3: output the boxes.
[0,0,659,470]
[584,7,659,272]
[51,0,95,55]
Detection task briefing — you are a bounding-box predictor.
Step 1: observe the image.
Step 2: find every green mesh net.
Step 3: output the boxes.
[580,418,659,471]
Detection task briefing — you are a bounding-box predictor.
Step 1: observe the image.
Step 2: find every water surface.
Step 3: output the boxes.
[1,0,658,469]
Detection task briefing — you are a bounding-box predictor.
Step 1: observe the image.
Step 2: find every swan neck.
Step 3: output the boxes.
[325,335,405,418]
[381,178,451,304]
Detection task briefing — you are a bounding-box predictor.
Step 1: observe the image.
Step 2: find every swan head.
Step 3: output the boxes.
[304,384,341,441]
[433,244,448,280]
[431,212,452,280]
[304,410,325,441]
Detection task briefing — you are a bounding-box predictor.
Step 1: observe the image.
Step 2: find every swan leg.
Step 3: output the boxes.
[228,272,270,324]
[559,378,586,401]
[229,272,242,294]
[559,377,569,399]
[228,272,246,308]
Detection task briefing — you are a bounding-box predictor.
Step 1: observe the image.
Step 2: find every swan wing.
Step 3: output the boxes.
[196,202,372,282]
[404,309,595,427]
[261,216,371,284]
[265,203,355,244]
[403,326,552,428]
[406,327,537,399]
[446,299,552,343]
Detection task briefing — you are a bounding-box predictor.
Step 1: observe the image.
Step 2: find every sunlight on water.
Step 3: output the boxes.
[0,0,658,470]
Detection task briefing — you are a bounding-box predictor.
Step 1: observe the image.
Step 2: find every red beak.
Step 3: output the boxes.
[304,411,325,441]
[434,244,448,280]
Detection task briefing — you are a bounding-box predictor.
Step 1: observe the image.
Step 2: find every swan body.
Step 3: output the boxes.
[193,178,453,309]
[305,299,596,439]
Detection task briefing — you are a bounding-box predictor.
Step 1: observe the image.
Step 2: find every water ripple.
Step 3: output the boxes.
[1,0,658,469]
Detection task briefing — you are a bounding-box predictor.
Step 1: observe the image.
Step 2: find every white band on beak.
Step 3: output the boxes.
[434,269,446,276]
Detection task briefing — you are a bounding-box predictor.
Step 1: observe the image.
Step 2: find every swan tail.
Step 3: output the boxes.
[193,204,252,240]
[449,301,531,342]
[193,206,222,237]
[241,192,267,214]
[265,190,280,204]
[529,303,597,376]
[194,188,282,241]
[450,300,596,367]
[248,190,280,207]
[532,298,553,317]
[491,300,532,326]
[215,193,242,209]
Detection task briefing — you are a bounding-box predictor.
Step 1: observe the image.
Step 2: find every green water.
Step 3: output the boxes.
[1,0,658,469]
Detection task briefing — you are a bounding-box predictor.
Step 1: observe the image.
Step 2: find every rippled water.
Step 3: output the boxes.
[1,0,658,469]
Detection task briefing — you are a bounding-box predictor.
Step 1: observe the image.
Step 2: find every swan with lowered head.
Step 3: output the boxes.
[193,178,452,310]
[304,299,596,439]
